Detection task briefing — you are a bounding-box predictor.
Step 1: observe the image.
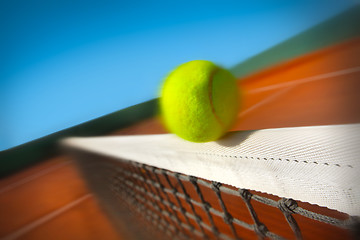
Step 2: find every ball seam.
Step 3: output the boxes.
[208,68,224,127]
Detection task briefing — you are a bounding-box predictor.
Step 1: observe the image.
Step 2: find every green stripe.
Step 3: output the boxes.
[230,6,360,78]
[0,99,158,177]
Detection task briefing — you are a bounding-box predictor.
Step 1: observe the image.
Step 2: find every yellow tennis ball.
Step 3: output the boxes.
[160,60,239,142]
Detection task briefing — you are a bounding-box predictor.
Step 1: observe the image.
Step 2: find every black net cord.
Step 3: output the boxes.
[129,163,180,236]
[238,189,268,239]
[112,169,175,239]
[278,198,302,240]
[190,176,221,239]
[147,165,190,238]
[175,172,209,238]
[162,170,195,233]
[76,152,360,240]
[212,182,241,240]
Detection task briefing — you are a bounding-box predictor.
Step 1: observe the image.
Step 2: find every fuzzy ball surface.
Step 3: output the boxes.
[160,60,239,142]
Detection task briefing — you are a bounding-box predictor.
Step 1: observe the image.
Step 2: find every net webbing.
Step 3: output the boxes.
[74,151,360,240]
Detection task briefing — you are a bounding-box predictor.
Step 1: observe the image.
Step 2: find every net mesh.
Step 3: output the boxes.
[74,151,360,240]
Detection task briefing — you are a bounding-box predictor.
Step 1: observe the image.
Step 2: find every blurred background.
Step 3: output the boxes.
[1,0,357,151]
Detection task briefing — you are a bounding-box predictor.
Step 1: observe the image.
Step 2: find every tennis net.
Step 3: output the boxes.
[65,124,360,239]
[71,150,359,240]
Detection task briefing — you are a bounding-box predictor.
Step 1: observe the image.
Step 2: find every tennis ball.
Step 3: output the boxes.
[160,60,239,142]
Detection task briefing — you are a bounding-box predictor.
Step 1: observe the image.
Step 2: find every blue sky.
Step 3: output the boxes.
[1,0,357,150]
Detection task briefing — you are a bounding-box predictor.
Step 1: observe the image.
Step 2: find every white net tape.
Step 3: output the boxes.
[63,123,360,216]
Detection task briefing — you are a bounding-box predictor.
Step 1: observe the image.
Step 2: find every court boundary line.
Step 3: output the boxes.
[239,86,296,118]
[1,194,92,240]
[248,66,360,94]
[0,160,71,195]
